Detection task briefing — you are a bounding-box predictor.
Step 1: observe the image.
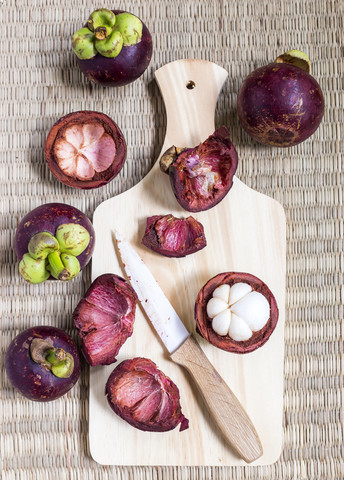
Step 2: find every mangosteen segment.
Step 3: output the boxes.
[73,274,138,366]
[54,122,117,181]
[160,127,238,212]
[142,214,207,257]
[195,272,279,354]
[105,357,189,432]
[207,285,270,341]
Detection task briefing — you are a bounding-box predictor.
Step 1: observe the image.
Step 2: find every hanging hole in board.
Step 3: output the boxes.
[186,80,196,90]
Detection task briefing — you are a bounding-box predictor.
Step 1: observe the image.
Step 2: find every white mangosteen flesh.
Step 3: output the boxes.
[54,123,116,180]
[207,282,270,340]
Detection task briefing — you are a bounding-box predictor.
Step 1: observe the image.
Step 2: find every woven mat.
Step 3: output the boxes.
[1,0,343,478]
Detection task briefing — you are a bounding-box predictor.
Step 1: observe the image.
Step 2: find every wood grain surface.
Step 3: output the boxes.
[90,59,286,466]
[171,335,263,463]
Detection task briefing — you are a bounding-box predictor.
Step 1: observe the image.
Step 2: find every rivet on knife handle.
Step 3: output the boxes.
[171,335,263,463]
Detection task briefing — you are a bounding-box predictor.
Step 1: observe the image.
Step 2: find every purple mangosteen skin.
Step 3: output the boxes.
[5,326,80,401]
[14,203,95,270]
[76,11,153,87]
[237,63,324,147]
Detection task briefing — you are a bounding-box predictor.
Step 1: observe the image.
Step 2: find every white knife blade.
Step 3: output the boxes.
[113,230,190,353]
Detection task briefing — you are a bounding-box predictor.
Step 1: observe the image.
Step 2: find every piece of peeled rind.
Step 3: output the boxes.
[228,313,253,342]
[212,284,230,303]
[54,123,116,180]
[231,291,270,331]
[228,282,252,306]
[141,214,206,258]
[73,274,137,366]
[106,357,189,432]
[206,297,228,319]
[212,309,231,336]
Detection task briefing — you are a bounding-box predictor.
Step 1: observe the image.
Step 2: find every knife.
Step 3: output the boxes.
[113,230,263,463]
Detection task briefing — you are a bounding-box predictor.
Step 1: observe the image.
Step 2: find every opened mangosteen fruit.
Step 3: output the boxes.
[237,49,324,147]
[5,326,80,401]
[106,357,189,432]
[14,203,95,284]
[45,111,126,189]
[141,214,207,257]
[195,272,278,354]
[73,274,137,366]
[160,127,238,212]
[72,9,152,87]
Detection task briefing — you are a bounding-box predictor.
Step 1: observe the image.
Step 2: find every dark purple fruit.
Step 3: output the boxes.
[106,357,189,432]
[73,274,137,366]
[5,326,80,401]
[160,127,238,212]
[142,214,207,257]
[195,272,279,354]
[14,203,95,284]
[237,50,324,147]
[45,111,127,189]
[72,9,152,87]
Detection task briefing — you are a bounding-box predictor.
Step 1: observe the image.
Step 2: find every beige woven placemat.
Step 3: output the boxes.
[1,0,343,478]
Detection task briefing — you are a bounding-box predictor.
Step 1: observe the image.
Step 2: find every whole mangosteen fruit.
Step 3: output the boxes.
[237,50,324,147]
[14,203,95,284]
[5,326,80,401]
[72,9,153,87]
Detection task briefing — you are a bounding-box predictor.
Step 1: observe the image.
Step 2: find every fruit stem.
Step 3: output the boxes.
[94,25,111,40]
[47,251,69,280]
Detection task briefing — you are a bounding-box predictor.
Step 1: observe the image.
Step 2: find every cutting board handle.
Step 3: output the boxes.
[154,59,228,151]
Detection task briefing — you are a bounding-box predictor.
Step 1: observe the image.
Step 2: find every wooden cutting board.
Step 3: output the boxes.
[90,59,286,466]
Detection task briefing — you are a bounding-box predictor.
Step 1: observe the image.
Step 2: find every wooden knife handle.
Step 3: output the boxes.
[171,335,263,463]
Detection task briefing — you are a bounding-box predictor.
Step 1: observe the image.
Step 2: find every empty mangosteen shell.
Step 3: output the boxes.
[45,111,127,189]
[195,272,279,354]
[161,126,239,213]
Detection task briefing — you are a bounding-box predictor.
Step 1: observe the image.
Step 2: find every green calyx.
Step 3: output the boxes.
[72,28,97,60]
[95,30,123,58]
[30,339,75,379]
[275,49,311,73]
[88,8,116,33]
[72,9,143,60]
[55,224,90,256]
[114,13,143,46]
[19,223,89,284]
